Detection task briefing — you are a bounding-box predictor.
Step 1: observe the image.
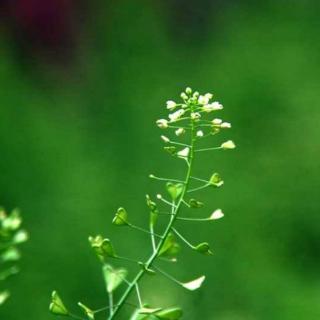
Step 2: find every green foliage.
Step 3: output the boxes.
[49,87,235,319]
[0,208,28,306]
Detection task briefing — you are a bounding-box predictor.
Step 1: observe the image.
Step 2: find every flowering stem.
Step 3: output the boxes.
[195,147,222,152]
[108,292,114,317]
[107,103,197,320]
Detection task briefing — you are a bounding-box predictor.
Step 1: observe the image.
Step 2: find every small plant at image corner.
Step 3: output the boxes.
[0,207,28,306]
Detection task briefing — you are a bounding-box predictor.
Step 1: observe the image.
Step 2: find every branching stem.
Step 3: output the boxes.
[107,103,197,320]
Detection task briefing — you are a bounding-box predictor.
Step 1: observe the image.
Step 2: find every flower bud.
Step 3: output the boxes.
[166,100,177,110]
[185,87,192,94]
[221,122,231,129]
[175,128,185,136]
[196,130,204,138]
[180,92,188,100]
[212,118,222,125]
[221,140,236,149]
[161,135,170,143]
[156,119,168,129]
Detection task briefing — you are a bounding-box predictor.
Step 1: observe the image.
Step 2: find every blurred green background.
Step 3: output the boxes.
[1,0,320,319]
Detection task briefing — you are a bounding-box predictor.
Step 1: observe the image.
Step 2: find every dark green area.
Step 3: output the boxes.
[1,1,320,319]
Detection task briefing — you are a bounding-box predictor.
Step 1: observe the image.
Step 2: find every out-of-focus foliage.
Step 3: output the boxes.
[0,208,28,305]
[0,0,320,319]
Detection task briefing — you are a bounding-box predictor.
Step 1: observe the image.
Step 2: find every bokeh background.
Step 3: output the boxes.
[1,0,320,319]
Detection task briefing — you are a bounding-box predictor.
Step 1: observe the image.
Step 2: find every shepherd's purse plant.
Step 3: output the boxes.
[49,87,236,320]
[0,207,28,305]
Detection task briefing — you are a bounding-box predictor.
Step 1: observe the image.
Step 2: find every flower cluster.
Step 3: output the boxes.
[157,87,236,156]
[49,87,235,320]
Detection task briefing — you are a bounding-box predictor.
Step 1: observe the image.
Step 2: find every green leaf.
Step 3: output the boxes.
[159,233,180,258]
[89,235,116,260]
[194,242,213,255]
[189,199,204,208]
[164,146,176,155]
[209,173,224,187]
[146,195,158,226]
[78,302,95,319]
[131,307,182,320]
[103,264,128,293]
[49,291,69,316]
[166,183,184,201]
[155,307,183,320]
[139,307,163,314]
[0,291,10,305]
[112,207,129,226]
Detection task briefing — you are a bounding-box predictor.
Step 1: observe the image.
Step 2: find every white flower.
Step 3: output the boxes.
[193,91,199,98]
[212,118,222,125]
[198,95,210,105]
[221,140,236,149]
[175,128,185,136]
[190,112,201,120]
[169,109,185,122]
[156,119,169,129]
[166,100,177,110]
[177,147,190,158]
[161,135,170,143]
[156,194,162,199]
[210,209,224,220]
[196,130,204,137]
[202,101,223,112]
[221,122,231,129]
[204,93,213,100]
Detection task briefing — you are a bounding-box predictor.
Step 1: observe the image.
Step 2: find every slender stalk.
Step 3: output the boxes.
[108,292,114,317]
[150,223,157,252]
[108,105,197,320]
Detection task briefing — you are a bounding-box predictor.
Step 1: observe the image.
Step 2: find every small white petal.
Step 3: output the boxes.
[156,194,162,199]
[210,209,224,220]
[198,95,209,105]
[204,93,213,100]
[212,118,222,125]
[177,147,190,158]
[196,130,204,137]
[202,102,223,112]
[166,100,177,110]
[221,122,231,129]
[175,128,185,136]
[182,275,206,291]
[211,101,223,110]
[221,140,236,149]
[161,135,170,143]
[169,109,185,122]
[156,119,169,129]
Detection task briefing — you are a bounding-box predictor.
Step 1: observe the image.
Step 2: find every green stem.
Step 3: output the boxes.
[108,107,197,320]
